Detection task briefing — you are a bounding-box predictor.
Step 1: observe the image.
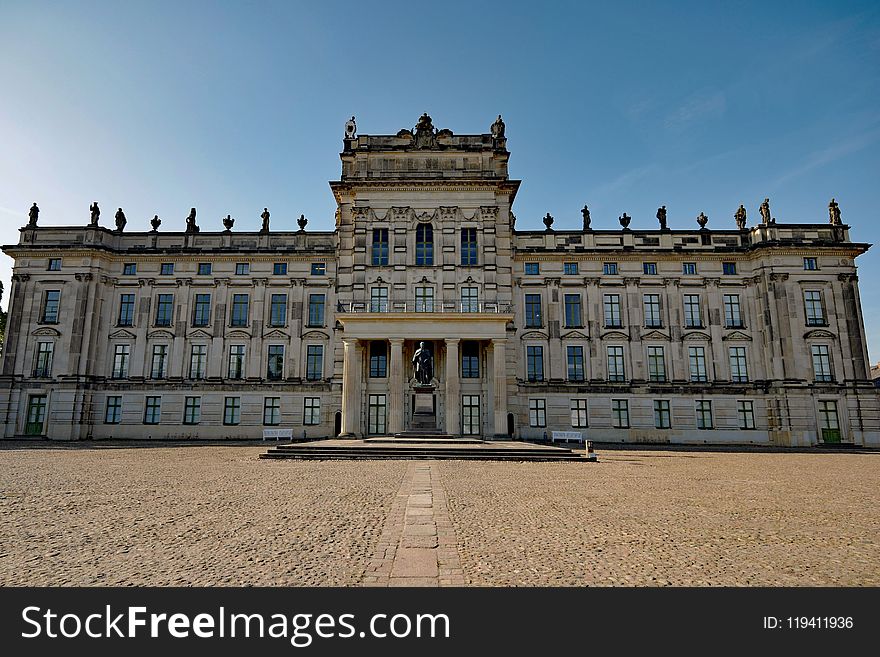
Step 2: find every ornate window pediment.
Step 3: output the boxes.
[108,329,136,340]
[561,330,590,340]
[804,329,836,340]
[263,329,289,340]
[520,330,549,341]
[722,331,753,341]
[31,327,61,337]
[189,328,214,339]
[147,329,174,340]
[682,330,712,341]
[600,330,630,342]
[225,330,250,339]
[302,330,330,340]
[641,329,670,341]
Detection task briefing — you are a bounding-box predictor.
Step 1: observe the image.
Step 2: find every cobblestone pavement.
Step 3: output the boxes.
[1,445,878,586]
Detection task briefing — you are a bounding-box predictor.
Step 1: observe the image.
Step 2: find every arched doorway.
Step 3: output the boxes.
[334,411,342,437]
[507,412,515,440]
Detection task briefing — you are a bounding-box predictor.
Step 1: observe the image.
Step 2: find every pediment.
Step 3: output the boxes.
[561,330,590,340]
[147,329,174,340]
[641,329,670,341]
[225,330,250,339]
[804,329,837,340]
[31,327,61,337]
[108,329,136,340]
[263,329,289,340]
[682,331,712,341]
[722,330,753,341]
[302,330,330,340]
[600,330,630,341]
[189,328,214,339]
[520,330,549,341]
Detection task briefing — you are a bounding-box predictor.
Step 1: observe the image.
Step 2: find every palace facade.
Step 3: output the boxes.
[2,115,878,446]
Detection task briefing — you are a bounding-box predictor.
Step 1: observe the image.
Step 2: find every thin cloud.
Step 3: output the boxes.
[664,92,726,132]
[769,125,880,188]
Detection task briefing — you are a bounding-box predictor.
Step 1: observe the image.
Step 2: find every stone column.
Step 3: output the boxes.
[388,339,404,434]
[492,338,508,438]
[444,339,460,436]
[340,338,360,437]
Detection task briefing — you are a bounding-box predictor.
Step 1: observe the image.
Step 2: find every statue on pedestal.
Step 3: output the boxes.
[734,204,747,230]
[115,208,127,232]
[89,201,100,226]
[344,116,357,139]
[829,198,842,225]
[581,205,591,231]
[27,202,39,228]
[185,208,199,233]
[260,207,270,233]
[543,212,554,231]
[298,213,308,231]
[657,205,668,230]
[491,114,505,139]
[759,198,773,225]
[412,342,434,385]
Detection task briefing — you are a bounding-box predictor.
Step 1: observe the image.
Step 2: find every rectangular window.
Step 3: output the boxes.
[643,262,657,275]
[529,399,546,428]
[41,290,61,323]
[118,294,135,326]
[123,263,137,276]
[695,400,713,429]
[462,341,480,379]
[811,345,833,382]
[160,263,174,276]
[415,223,434,266]
[526,345,544,382]
[306,345,323,381]
[462,395,481,436]
[729,346,749,382]
[818,400,840,443]
[48,258,61,271]
[263,397,281,425]
[643,294,662,328]
[804,291,826,326]
[604,294,622,328]
[647,346,666,382]
[567,345,585,382]
[525,294,543,327]
[525,262,540,275]
[267,345,284,380]
[105,396,122,424]
[461,287,479,313]
[269,293,287,327]
[603,262,618,275]
[112,344,130,379]
[230,294,249,327]
[372,229,389,266]
[368,394,386,434]
[571,399,588,428]
[461,228,478,266]
[223,397,241,425]
[25,395,48,435]
[370,287,388,313]
[183,397,201,425]
[654,400,671,429]
[723,294,743,328]
[197,263,212,275]
[150,345,168,379]
[228,345,245,379]
[737,400,755,430]
[192,294,211,327]
[308,294,326,327]
[144,396,161,425]
[415,287,434,312]
[369,341,387,378]
[273,262,288,276]
[722,262,737,275]
[34,341,54,378]
[311,262,326,276]
[682,262,697,275]
[683,295,702,328]
[154,294,174,327]
[804,257,818,271]
[235,263,250,275]
[612,399,629,428]
[304,397,321,426]
[564,294,582,328]
[189,345,207,379]
[688,346,707,382]
[564,262,578,275]
[607,346,626,382]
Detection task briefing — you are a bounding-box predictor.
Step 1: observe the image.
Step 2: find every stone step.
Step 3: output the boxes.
[260,442,588,462]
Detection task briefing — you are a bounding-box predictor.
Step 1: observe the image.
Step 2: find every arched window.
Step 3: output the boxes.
[416,224,433,266]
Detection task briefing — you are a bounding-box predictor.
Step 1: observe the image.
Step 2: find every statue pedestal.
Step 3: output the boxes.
[411,385,436,430]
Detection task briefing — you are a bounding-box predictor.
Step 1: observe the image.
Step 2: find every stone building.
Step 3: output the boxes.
[2,114,878,446]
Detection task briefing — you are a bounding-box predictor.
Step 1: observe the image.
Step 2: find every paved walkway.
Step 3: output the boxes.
[363,462,465,586]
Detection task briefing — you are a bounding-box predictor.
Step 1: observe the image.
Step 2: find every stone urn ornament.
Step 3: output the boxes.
[697,212,709,229]
[222,214,235,231]
[619,212,631,229]
[543,212,554,231]
[298,214,308,231]
[150,215,161,231]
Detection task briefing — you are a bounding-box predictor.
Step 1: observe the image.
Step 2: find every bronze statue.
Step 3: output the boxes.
[657,205,667,230]
[222,214,234,231]
[581,205,591,231]
[89,201,100,226]
[543,212,554,231]
[27,202,39,227]
[697,212,709,229]
[185,208,199,233]
[115,208,126,232]
[829,198,842,225]
[298,213,308,231]
[491,114,505,139]
[619,212,631,229]
[734,204,747,230]
[261,207,270,233]
[412,341,434,385]
[759,198,772,225]
[150,215,161,232]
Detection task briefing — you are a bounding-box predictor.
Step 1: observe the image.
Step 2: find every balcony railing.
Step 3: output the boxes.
[337,300,513,314]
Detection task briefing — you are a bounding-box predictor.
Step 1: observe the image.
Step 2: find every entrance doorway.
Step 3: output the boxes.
[334,411,342,437]
[26,395,47,436]
[368,394,387,435]
[462,395,481,435]
[507,412,515,439]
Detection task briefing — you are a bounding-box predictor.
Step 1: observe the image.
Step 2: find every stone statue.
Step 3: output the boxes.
[657,205,667,230]
[543,212,554,231]
[581,205,591,231]
[734,204,747,230]
[491,114,505,139]
[344,116,356,139]
[89,201,100,226]
[412,341,434,385]
[759,198,772,225]
[261,207,270,233]
[223,214,235,231]
[115,208,127,232]
[150,214,161,232]
[697,212,709,229]
[298,213,308,231]
[413,113,437,149]
[619,212,631,229]
[185,208,199,233]
[829,198,842,225]
[27,202,39,228]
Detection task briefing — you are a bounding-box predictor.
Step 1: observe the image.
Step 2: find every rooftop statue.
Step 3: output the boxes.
[759,198,774,225]
[115,208,127,232]
[344,116,357,139]
[657,205,667,230]
[261,207,271,233]
[150,215,161,232]
[412,341,434,386]
[735,204,747,230]
[697,212,709,229]
[185,207,199,233]
[619,212,631,229]
[27,202,39,228]
[413,113,437,149]
[223,214,235,231]
[581,205,591,231]
[491,114,505,139]
[829,198,842,225]
[89,201,100,226]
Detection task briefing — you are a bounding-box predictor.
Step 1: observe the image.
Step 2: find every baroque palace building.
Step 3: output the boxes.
[2,114,878,446]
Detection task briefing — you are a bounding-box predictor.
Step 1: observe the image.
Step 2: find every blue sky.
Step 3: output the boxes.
[1,1,879,355]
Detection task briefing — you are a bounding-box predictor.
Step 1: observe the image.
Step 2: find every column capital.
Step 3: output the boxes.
[491,337,507,345]
[342,337,359,346]
[444,338,461,345]
[389,338,405,346]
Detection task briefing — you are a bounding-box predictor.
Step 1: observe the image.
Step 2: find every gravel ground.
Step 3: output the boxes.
[1,445,878,586]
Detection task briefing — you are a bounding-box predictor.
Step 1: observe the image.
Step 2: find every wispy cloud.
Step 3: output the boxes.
[769,125,880,188]
[587,164,659,200]
[664,91,726,132]
[0,205,26,219]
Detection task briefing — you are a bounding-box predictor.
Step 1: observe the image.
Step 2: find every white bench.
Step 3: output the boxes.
[551,431,584,443]
[262,428,293,441]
